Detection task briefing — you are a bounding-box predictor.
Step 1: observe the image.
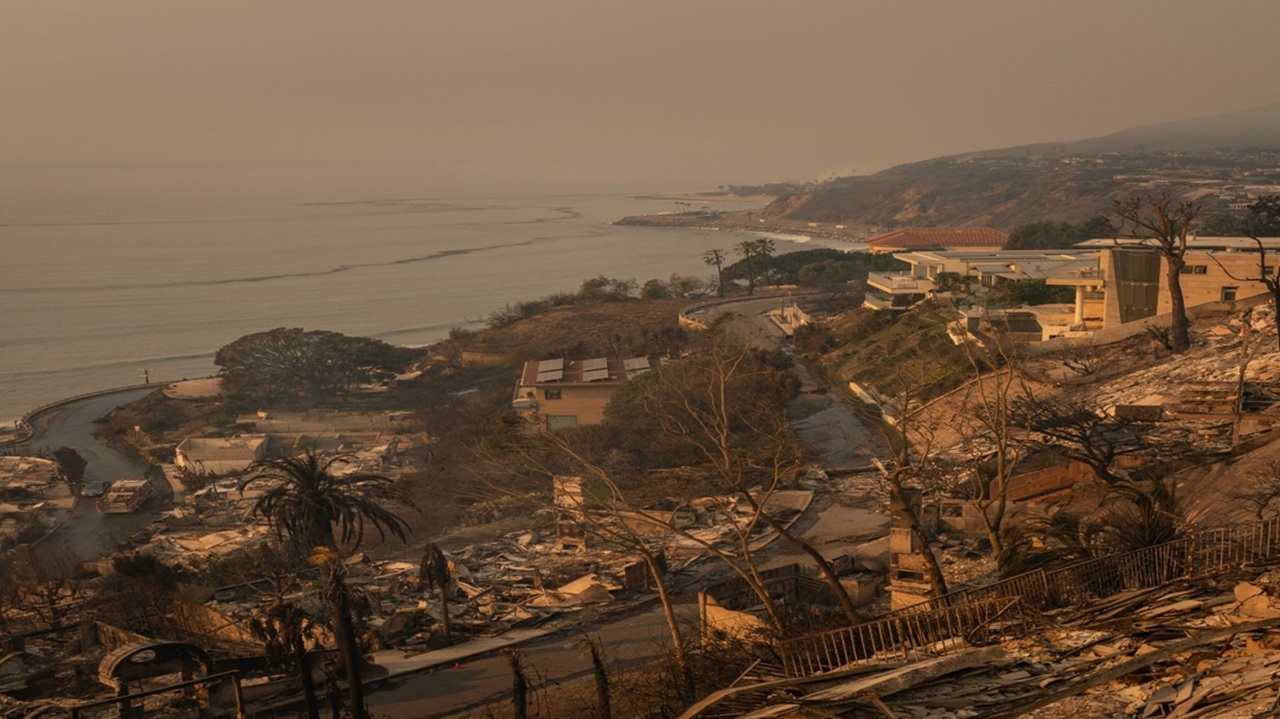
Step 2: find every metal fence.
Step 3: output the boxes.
[777,516,1280,677]
[778,596,1023,677]
[933,516,1280,614]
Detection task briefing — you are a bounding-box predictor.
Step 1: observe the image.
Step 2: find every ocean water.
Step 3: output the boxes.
[0,164,842,425]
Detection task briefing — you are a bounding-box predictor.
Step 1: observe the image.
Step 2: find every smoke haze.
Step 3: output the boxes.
[4,1,1279,187]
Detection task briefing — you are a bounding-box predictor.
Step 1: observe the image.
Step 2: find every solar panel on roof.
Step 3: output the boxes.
[582,357,608,372]
[538,358,564,373]
[583,368,610,382]
[537,369,564,382]
[623,357,650,371]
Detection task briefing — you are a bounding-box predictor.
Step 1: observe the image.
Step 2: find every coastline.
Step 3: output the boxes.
[627,191,777,204]
[615,210,877,245]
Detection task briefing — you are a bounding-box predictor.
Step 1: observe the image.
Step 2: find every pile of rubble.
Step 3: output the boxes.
[714,559,1280,718]
[0,456,70,548]
[148,482,816,656]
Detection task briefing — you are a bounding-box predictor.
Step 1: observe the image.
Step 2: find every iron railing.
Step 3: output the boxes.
[778,596,1022,677]
[778,516,1280,677]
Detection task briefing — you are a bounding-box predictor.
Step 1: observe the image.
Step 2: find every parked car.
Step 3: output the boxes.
[81,481,110,498]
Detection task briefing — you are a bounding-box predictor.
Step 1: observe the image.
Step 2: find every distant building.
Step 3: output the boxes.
[865,248,1103,320]
[512,356,653,430]
[864,227,1007,255]
[175,435,268,476]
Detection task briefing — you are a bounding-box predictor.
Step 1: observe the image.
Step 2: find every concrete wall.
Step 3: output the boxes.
[1099,248,1272,329]
[1005,462,1095,502]
[1028,290,1273,356]
[175,435,268,475]
[697,593,767,642]
[1158,251,1273,315]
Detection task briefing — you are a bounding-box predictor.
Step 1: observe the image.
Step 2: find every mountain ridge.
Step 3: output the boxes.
[759,102,1280,230]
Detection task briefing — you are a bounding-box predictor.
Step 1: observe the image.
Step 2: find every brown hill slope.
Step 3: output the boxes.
[761,102,1280,229]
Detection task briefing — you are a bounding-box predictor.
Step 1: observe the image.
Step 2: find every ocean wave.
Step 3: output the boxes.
[754,231,812,243]
[4,238,551,294]
[0,351,216,381]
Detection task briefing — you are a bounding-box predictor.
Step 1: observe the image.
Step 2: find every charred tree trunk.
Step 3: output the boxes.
[587,638,612,719]
[509,652,529,719]
[326,563,368,719]
[292,635,321,719]
[886,475,949,597]
[1165,260,1191,354]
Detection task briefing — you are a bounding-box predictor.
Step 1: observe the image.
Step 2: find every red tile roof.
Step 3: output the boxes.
[866,227,1008,250]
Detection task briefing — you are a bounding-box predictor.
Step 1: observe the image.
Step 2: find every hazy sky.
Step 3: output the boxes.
[4,1,1279,188]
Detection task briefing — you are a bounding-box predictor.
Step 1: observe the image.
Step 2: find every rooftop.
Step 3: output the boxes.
[866,227,1008,251]
[1077,235,1280,251]
[518,356,653,386]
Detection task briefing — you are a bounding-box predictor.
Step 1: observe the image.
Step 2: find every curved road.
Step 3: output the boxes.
[706,294,888,468]
[20,387,172,566]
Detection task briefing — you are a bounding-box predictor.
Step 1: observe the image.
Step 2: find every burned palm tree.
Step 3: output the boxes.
[249,597,322,719]
[244,451,409,719]
[419,542,452,646]
[243,451,409,551]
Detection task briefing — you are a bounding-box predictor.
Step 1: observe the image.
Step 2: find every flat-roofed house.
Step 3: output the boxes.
[175,435,269,476]
[865,248,1104,319]
[1076,237,1280,327]
[513,356,653,430]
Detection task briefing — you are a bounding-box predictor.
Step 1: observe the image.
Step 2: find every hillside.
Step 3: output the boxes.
[1063,101,1280,154]
[756,102,1280,229]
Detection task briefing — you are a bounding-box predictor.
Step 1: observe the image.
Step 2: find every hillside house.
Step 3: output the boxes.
[513,356,653,430]
[1075,237,1280,326]
[866,248,1103,319]
[867,238,1280,336]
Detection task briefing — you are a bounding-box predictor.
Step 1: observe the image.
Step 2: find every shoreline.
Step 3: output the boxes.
[615,210,877,245]
[628,191,777,204]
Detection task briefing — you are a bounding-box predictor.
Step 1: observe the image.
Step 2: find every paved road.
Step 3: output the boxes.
[368,601,694,718]
[21,387,172,566]
[706,294,889,467]
[703,294,792,347]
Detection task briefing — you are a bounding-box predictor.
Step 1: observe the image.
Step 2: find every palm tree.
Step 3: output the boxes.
[244,451,409,551]
[419,543,453,646]
[244,451,409,719]
[702,248,727,297]
[735,240,759,295]
[751,238,777,286]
